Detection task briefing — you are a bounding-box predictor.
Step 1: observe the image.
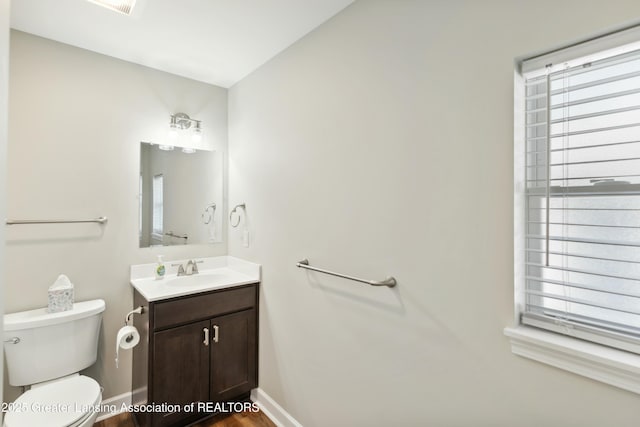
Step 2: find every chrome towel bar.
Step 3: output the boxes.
[296,258,397,288]
[165,231,188,240]
[5,216,108,225]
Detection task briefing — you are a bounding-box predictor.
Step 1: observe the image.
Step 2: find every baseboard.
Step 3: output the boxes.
[251,388,303,427]
[95,391,132,422]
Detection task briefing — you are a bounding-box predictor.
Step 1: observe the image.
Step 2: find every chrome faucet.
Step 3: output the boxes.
[172,259,201,276]
[171,263,186,276]
[185,259,199,275]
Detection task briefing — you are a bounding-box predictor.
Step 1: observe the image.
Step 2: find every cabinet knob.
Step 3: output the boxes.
[212,325,219,343]
[203,328,209,346]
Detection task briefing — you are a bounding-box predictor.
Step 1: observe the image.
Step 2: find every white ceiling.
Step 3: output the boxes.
[10,0,354,88]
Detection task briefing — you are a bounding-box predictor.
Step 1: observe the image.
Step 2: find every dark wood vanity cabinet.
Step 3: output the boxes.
[132,283,259,427]
[209,309,257,402]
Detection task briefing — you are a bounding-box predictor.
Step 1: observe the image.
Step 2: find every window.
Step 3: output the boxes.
[507,27,640,393]
[523,47,640,354]
[152,174,163,239]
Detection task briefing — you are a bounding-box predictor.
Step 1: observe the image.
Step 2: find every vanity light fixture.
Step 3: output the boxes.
[168,113,203,144]
[158,145,174,151]
[163,113,203,153]
[86,0,136,15]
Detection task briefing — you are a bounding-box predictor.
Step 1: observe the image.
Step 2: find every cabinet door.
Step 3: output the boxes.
[210,309,257,401]
[152,320,210,426]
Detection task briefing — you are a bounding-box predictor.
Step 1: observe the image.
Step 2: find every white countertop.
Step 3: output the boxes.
[130,256,261,302]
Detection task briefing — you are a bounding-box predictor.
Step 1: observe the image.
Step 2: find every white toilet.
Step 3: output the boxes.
[3,299,106,427]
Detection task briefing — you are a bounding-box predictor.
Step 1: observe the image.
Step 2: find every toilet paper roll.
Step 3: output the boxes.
[115,325,140,368]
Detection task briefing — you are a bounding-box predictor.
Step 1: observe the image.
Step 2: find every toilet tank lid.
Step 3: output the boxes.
[4,299,106,332]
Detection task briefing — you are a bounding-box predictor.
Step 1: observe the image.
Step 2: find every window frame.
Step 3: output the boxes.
[151,173,164,241]
[506,26,640,394]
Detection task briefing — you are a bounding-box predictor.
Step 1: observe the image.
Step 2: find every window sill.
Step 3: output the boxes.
[504,326,640,394]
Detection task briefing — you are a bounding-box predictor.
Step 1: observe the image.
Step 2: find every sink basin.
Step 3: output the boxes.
[165,273,225,287]
[130,257,261,302]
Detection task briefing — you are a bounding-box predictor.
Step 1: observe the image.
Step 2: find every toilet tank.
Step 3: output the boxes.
[3,299,106,386]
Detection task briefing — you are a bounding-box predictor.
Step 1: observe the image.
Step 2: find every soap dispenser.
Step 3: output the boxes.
[155,255,166,280]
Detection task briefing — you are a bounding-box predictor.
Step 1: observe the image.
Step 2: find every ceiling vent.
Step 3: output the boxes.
[86,0,136,15]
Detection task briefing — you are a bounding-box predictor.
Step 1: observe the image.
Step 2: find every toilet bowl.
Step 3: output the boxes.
[3,375,102,427]
[3,300,106,427]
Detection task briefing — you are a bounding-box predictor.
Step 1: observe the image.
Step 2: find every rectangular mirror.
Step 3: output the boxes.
[139,142,222,247]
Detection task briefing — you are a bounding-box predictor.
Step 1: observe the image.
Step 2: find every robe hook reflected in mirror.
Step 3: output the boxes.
[229,203,246,228]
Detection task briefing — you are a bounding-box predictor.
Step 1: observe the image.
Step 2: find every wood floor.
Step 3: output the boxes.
[94,410,276,427]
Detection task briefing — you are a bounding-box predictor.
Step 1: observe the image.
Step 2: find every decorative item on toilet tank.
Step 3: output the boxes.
[47,274,74,313]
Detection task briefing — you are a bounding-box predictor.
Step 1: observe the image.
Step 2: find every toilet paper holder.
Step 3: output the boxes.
[125,306,144,326]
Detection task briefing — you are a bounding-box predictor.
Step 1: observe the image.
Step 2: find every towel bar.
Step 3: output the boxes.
[6,216,108,225]
[296,259,397,287]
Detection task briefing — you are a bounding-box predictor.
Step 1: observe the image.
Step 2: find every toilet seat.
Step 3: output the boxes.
[4,375,101,427]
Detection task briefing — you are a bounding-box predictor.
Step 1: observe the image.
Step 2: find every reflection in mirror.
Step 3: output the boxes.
[139,142,221,247]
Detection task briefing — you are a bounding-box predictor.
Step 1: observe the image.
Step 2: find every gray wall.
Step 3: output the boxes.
[228,1,640,426]
[5,31,228,401]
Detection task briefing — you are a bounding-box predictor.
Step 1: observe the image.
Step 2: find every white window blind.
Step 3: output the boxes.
[522,45,640,354]
[152,174,163,237]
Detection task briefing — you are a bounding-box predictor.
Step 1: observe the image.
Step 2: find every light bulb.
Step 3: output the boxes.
[168,114,179,141]
[192,121,203,143]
